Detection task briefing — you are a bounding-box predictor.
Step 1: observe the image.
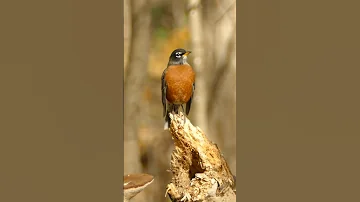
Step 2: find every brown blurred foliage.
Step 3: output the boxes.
[124,0,236,201]
[148,27,190,78]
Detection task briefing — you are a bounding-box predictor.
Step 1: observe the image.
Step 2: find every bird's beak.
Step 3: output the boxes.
[183,51,192,56]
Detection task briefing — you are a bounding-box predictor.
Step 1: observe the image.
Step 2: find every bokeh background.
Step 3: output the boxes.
[2,1,360,202]
[124,0,236,201]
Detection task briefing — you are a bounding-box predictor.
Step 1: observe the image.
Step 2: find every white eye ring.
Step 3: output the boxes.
[175,52,181,58]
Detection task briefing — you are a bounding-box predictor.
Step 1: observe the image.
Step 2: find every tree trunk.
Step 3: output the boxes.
[124,0,131,74]
[124,2,152,202]
[124,0,151,175]
[203,0,237,176]
[188,0,209,135]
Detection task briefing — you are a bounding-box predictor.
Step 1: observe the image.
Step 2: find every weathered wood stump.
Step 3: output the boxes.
[165,112,236,202]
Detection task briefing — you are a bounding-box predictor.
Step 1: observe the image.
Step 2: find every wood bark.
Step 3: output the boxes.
[165,112,236,202]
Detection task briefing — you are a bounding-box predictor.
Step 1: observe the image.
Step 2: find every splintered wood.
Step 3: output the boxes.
[166,112,236,202]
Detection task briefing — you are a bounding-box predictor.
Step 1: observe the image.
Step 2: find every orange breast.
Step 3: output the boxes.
[164,64,195,104]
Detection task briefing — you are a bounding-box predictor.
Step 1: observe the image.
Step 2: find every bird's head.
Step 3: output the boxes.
[168,48,192,65]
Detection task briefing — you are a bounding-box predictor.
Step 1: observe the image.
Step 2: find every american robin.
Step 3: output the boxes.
[161,48,195,130]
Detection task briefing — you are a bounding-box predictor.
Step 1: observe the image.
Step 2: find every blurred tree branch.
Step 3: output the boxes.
[188,0,209,135]
[124,1,152,201]
[124,0,131,73]
[124,0,151,175]
[214,0,236,26]
[172,0,186,28]
[207,30,236,116]
[196,0,237,175]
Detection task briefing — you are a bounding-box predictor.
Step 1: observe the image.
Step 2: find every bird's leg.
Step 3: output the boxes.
[171,105,176,116]
[174,105,179,114]
[180,105,186,125]
[181,105,185,113]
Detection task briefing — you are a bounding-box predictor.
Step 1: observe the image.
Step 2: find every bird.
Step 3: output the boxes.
[161,48,195,130]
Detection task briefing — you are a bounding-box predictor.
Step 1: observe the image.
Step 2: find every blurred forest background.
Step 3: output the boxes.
[124,0,236,201]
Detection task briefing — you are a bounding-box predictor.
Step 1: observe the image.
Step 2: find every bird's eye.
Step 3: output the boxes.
[175,52,181,58]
